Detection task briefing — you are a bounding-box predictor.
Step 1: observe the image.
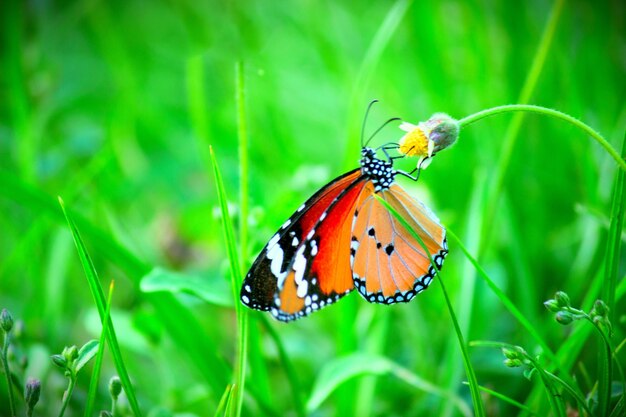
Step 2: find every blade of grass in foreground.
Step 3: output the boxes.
[209,147,248,417]
[445,229,558,365]
[214,384,235,417]
[306,352,472,417]
[599,131,625,417]
[85,280,115,417]
[467,383,536,415]
[374,195,485,417]
[59,197,142,417]
[1,175,231,395]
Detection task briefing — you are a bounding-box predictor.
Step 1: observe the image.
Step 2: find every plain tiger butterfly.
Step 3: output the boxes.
[241,101,455,322]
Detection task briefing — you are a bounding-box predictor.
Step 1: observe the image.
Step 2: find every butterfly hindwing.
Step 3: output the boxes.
[241,169,365,321]
[351,183,447,304]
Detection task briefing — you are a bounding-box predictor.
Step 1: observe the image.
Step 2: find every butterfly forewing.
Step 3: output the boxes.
[241,169,365,321]
[351,183,448,304]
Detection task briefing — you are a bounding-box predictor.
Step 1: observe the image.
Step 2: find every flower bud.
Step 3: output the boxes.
[555,291,570,308]
[62,345,79,363]
[543,299,560,313]
[51,354,67,369]
[25,378,41,411]
[0,308,14,333]
[502,347,522,360]
[504,358,523,368]
[591,300,608,318]
[427,113,459,154]
[398,113,459,171]
[555,311,574,325]
[109,376,123,400]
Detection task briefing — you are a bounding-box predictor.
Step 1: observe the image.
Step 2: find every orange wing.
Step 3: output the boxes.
[241,169,367,321]
[350,183,447,303]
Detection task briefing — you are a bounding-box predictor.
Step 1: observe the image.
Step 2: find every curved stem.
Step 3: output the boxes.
[458,104,626,171]
[2,333,16,417]
[58,376,76,417]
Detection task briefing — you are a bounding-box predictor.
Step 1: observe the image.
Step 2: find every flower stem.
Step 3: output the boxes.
[2,332,16,417]
[58,376,76,417]
[458,104,626,171]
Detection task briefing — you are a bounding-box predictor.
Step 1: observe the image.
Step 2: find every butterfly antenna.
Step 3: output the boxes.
[364,117,401,148]
[361,99,379,148]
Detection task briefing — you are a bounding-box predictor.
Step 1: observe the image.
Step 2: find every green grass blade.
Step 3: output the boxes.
[306,352,471,417]
[604,132,625,320]
[58,197,143,417]
[345,0,412,162]
[468,383,536,414]
[213,384,234,417]
[259,315,305,417]
[140,267,233,307]
[85,280,115,417]
[474,0,565,251]
[446,228,558,364]
[0,175,231,395]
[374,195,485,417]
[209,147,248,417]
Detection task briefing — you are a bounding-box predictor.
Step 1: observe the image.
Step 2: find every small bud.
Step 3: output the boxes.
[109,376,123,400]
[555,311,574,325]
[543,299,560,313]
[504,358,523,368]
[0,308,14,333]
[51,354,67,369]
[555,291,570,308]
[99,411,113,417]
[25,378,41,410]
[427,113,460,154]
[591,300,608,318]
[63,345,79,362]
[502,347,521,360]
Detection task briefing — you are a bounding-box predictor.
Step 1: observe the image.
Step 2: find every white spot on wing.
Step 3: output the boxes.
[281,218,291,229]
[292,245,307,285]
[297,279,309,298]
[242,295,250,304]
[310,240,318,256]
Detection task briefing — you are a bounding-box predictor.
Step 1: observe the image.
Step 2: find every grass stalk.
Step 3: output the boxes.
[209,147,248,417]
[85,280,115,417]
[603,132,626,320]
[446,229,559,364]
[59,197,143,417]
[375,195,485,417]
[470,384,536,415]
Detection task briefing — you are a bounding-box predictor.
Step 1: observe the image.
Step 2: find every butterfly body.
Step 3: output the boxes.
[241,146,447,322]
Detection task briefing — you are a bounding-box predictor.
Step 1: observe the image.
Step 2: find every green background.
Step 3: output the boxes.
[1,0,624,416]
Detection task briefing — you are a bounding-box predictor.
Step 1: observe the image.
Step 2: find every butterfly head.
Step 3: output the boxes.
[360,147,396,192]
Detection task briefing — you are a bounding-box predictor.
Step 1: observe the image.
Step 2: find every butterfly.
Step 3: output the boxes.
[241,102,450,322]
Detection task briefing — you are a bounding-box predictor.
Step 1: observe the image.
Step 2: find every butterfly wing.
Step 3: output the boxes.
[241,169,367,321]
[350,183,447,304]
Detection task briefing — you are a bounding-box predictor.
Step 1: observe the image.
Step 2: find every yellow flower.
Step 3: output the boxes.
[398,122,430,157]
[397,113,459,169]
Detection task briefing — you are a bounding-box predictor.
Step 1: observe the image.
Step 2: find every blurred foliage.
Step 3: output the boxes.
[0,0,624,416]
